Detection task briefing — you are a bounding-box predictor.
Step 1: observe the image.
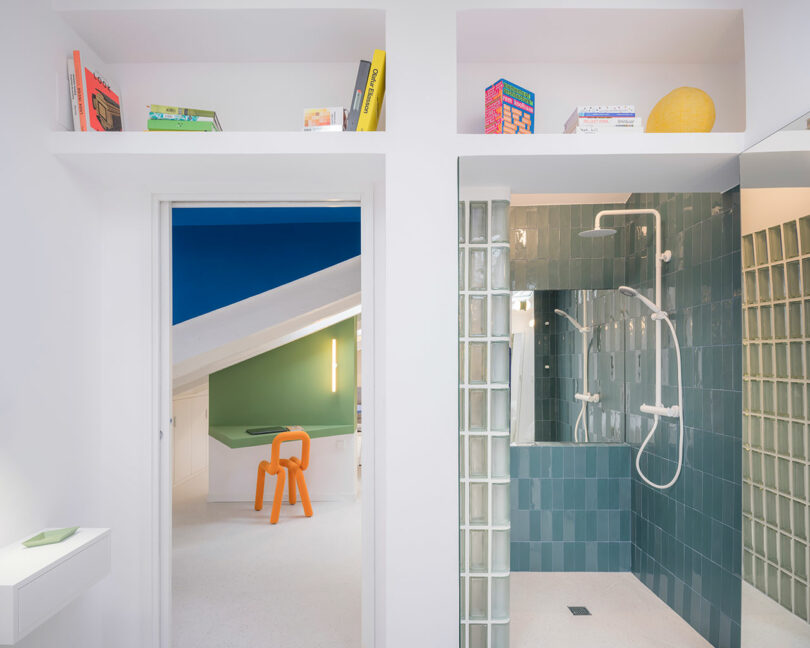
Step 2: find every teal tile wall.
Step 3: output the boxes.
[625,191,743,648]
[742,214,810,623]
[510,444,631,571]
[511,204,628,291]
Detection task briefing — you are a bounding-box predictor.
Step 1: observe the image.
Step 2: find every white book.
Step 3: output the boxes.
[66,57,81,131]
[567,124,643,135]
[565,105,636,132]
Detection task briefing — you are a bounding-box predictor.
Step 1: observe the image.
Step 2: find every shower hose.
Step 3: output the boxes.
[635,315,685,490]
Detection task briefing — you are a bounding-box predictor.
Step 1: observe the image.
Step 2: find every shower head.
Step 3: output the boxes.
[618,285,663,315]
[579,227,617,238]
[554,308,588,333]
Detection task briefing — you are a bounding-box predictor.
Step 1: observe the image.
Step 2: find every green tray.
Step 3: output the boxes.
[23,527,79,548]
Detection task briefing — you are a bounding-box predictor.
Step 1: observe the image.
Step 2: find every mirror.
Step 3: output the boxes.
[509,200,636,445]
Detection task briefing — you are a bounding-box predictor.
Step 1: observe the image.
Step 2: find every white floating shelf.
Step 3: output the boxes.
[0,528,111,645]
[49,131,388,157]
[458,133,746,194]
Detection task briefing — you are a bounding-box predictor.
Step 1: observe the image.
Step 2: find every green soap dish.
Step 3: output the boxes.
[23,527,79,548]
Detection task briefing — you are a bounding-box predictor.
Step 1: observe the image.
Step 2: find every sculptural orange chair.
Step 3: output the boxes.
[254,430,313,524]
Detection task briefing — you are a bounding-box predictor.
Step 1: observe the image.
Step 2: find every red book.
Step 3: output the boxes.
[84,67,122,131]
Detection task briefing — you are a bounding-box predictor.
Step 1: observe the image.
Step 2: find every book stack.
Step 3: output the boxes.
[564,106,642,134]
[347,49,386,132]
[300,49,386,132]
[147,104,222,132]
[485,79,535,134]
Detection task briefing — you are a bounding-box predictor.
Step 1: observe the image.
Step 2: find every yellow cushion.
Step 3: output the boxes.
[646,87,716,133]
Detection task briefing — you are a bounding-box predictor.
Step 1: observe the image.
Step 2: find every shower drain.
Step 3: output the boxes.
[568,606,591,616]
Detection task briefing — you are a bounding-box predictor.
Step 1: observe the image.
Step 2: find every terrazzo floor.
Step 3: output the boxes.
[172,471,360,648]
[511,572,712,648]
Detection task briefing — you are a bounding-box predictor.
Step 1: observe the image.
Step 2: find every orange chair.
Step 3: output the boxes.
[254,430,313,524]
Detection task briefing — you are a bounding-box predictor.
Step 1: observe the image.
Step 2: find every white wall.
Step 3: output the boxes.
[0,2,105,647]
[172,387,208,486]
[741,187,810,235]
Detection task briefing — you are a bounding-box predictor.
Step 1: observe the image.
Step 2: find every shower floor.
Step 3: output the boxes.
[511,572,711,648]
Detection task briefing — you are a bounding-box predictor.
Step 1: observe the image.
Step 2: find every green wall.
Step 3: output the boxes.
[209,317,357,426]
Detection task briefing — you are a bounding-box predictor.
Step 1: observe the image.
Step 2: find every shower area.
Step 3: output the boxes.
[460,191,743,648]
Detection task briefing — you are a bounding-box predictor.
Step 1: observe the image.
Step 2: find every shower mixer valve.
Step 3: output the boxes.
[640,403,681,418]
[574,392,600,403]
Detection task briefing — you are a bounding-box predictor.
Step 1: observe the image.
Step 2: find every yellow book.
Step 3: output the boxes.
[357,49,386,132]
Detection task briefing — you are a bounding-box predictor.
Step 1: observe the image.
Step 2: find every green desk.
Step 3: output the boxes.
[209,424,355,449]
[207,424,358,502]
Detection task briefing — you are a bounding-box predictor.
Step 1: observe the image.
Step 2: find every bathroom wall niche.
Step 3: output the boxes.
[509,201,633,445]
[532,288,627,443]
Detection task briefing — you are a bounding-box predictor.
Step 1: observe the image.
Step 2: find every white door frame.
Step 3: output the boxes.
[150,190,378,648]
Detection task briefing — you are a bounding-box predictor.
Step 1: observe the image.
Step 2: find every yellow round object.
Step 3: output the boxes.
[646,87,716,133]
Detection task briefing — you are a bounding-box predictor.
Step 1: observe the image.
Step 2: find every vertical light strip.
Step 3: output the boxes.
[331,338,337,392]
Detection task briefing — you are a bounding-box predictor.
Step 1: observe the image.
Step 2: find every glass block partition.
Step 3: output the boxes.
[742,215,810,622]
[459,198,511,648]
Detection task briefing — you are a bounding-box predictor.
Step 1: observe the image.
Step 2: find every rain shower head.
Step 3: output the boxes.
[579,227,617,238]
[554,308,588,333]
[618,285,662,315]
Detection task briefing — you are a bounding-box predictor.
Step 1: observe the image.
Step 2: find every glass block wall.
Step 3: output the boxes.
[459,198,511,648]
[742,214,810,622]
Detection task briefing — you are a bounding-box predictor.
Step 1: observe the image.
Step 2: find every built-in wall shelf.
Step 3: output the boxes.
[49,131,387,157]
[53,7,386,132]
[457,8,746,135]
[458,133,746,194]
[0,528,111,645]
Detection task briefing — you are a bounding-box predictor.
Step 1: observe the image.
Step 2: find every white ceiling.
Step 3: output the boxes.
[457,9,745,65]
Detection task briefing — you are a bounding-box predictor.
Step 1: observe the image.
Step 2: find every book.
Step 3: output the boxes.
[148,111,211,122]
[67,50,86,131]
[564,106,635,133]
[347,60,371,131]
[147,119,215,132]
[485,79,535,134]
[357,49,386,132]
[303,107,347,131]
[148,104,222,131]
[564,117,643,133]
[85,67,122,131]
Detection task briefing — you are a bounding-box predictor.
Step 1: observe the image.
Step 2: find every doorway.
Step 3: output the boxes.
[154,197,376,648]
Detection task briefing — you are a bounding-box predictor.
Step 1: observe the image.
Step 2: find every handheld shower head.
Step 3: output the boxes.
[579,227,617,238]
[554,308,589,333]
[618,285,663,315]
